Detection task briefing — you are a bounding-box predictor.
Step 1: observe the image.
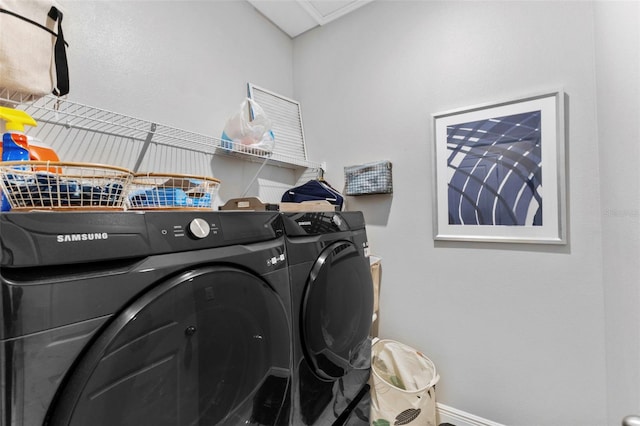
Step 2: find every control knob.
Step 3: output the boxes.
[189,218,210,239]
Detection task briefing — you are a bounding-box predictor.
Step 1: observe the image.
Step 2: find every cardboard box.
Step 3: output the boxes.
[370,256,381,313]
[219,197,278,211]
[279,200,336,212]
[370,256,381,337]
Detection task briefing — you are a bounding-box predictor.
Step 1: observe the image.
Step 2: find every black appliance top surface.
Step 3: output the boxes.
[0,210,283,267]
[282,211,365,237]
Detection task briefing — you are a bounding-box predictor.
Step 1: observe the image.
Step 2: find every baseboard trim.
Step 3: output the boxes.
[437,403,506,426]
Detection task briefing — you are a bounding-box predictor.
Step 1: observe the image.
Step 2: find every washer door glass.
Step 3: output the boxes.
[47,266,291,426]
[302,241,374,381]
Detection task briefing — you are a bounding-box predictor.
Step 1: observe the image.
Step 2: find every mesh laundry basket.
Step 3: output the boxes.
[371,339,440,426]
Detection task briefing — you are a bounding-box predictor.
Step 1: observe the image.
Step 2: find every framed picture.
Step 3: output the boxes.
[432,90,566,244]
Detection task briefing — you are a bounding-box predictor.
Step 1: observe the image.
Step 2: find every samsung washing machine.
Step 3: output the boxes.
[282,211,374,426]
[0,210,292,426]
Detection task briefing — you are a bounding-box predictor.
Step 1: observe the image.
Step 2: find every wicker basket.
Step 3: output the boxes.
[0,161,133,211]
[127,173,221,210]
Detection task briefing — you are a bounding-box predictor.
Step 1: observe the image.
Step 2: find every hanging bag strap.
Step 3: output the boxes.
[47,6,69,96]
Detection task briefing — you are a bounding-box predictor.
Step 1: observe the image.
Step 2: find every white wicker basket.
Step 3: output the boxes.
[127,173,221,210]
[0,161,133,211]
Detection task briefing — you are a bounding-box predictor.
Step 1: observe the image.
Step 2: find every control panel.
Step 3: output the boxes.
[144,211,281,254]
[0,211,284,267]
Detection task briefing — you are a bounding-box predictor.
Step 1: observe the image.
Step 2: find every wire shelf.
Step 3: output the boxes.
[0,90,323,171]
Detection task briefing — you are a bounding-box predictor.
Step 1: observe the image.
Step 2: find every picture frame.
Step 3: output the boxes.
[431,90,566,244]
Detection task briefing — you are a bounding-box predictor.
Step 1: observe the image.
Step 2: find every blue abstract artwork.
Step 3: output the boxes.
[446,110,542,226]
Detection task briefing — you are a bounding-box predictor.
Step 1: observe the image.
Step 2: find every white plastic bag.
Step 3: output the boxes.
[371,339,440,426]
[221,98,274,154]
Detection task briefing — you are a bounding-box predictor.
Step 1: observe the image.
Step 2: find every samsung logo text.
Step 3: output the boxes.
[57,233,109,243]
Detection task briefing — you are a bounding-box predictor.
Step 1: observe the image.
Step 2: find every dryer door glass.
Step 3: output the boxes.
[301,241,374,380]
[47,266,291,426]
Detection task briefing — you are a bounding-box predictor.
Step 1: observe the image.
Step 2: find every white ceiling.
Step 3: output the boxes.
[248,0,374,38]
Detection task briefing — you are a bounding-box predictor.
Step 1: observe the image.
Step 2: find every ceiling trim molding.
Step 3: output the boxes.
[249,0,374,38]
[297,0,374,26]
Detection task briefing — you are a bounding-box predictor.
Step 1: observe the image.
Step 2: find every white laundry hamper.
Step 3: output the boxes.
[370,339,440,426]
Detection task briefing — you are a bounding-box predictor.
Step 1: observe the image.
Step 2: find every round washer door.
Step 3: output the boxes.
[47,266,291,426]
[302,241,374,381]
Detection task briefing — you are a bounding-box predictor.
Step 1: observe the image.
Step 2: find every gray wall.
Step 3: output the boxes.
[293,1,633,425]
[63,0,299,202]
[595,1,640,423]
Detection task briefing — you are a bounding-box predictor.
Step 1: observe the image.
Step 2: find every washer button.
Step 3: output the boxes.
[189,218,210,239]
